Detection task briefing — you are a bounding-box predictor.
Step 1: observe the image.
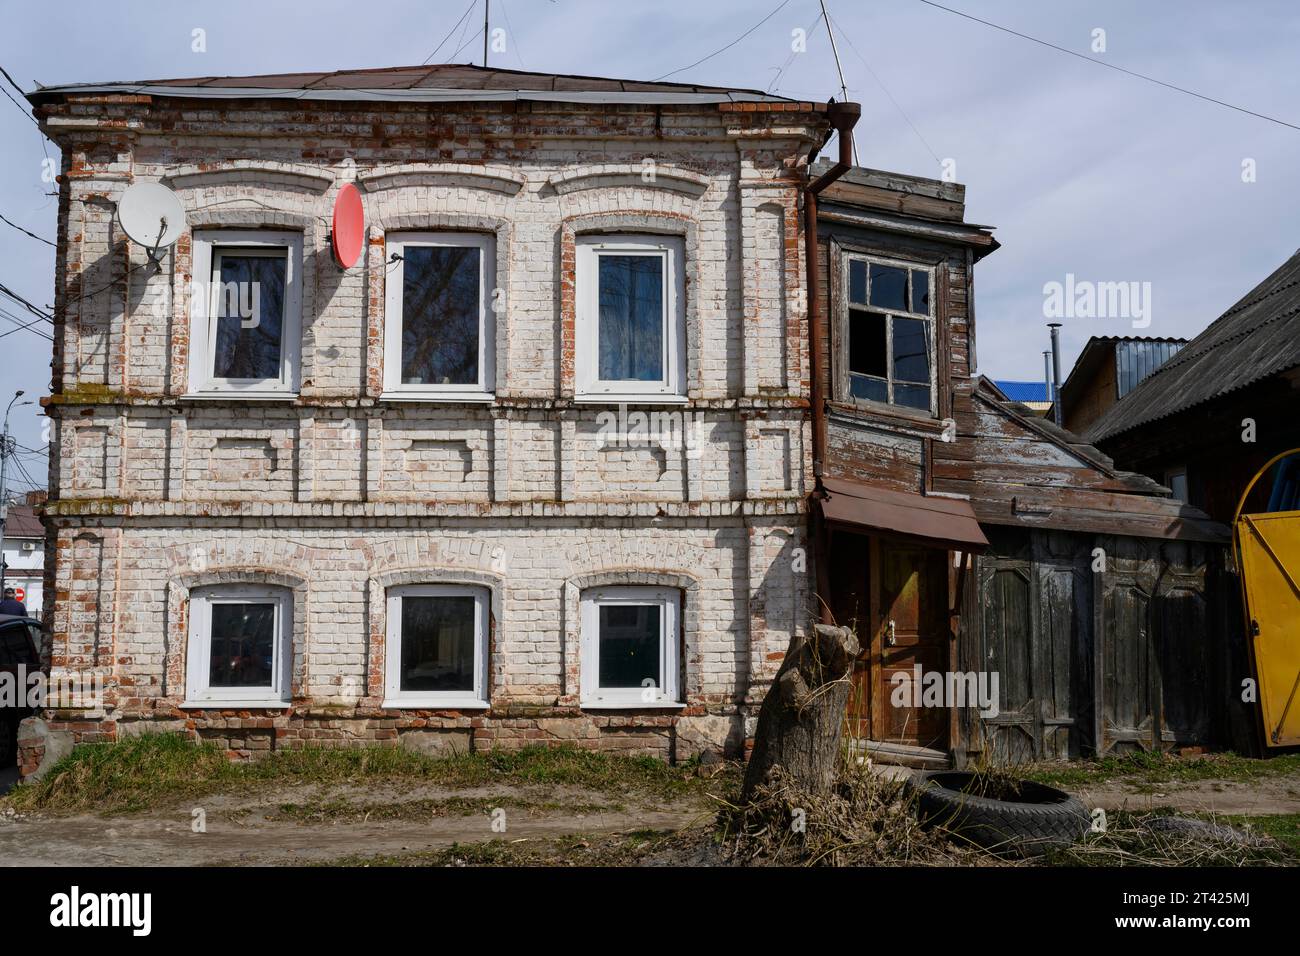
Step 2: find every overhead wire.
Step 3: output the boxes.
[912,0,1300,132]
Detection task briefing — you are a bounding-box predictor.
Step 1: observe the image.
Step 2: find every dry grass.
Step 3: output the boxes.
[716,763,994,867]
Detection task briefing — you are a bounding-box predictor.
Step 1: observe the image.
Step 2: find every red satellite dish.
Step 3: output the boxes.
[331,183,364,269]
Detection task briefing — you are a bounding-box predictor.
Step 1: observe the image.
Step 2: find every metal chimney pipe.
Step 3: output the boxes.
[1048,323,1063,426]
[1042,350,1052,411]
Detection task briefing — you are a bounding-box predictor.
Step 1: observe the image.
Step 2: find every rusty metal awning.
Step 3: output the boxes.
[819,478,988,552]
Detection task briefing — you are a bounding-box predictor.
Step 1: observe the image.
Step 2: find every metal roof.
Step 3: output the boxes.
[2,505,42,538]
[28,63,815,107]
[1087,250,1300,443]
[994,380,1051,403]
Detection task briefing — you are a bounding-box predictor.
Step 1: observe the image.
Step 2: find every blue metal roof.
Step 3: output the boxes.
[994,380,1050,403]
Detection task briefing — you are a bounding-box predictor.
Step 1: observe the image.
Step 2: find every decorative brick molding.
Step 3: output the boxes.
[358,162,525,196]
[559,568,699,704]
[557,210,699,398]
[163,161,335,193]
[547,164,710,198]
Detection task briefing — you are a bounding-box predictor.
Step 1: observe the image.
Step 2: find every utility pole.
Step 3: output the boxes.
[0,390,29,597]
[483,0,490,68]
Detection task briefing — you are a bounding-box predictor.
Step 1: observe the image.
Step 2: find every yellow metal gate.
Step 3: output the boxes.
[1235,451,1300,747]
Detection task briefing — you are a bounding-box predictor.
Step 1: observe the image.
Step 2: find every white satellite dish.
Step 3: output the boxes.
[117,182,187,256]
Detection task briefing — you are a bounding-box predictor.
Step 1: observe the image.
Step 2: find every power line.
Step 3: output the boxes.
[768,9,825,94]
[499,0,528,71]
[0,283,53,323]
[830,13,939,164]
[0,61,37,128]
[654,0,794,82]
[451,24,486,62]
[0,312,53,342]
[0,211,54,247]
[913,0,1300,132]
[423,1,478,64]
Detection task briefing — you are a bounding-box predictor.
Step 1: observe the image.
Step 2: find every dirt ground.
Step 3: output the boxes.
[2,759,1297,866]
[0,779,717,866]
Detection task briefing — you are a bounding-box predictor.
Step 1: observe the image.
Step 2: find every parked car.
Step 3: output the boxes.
[0,614,44,766]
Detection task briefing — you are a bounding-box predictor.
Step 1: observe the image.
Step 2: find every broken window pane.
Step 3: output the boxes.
[849,309,887,378]
[212,251,286,380]
[598,254,664,382]
[894,383,931,410]
[401,246,481,386]
[848,259,867,305]
[399,595,476,693]
[209,602,275,688]
[599,603,660,689]
[848,374,888,403]
[910,269,930,314]
[869,263,907,311]
[892,316,930,384]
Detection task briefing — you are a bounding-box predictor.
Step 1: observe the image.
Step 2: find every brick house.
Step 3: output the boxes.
[22,65,841,767]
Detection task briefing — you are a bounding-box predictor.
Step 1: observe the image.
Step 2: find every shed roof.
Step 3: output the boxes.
[27,63,818,108]
[3,505,42,539]
[1087,249,1300,443]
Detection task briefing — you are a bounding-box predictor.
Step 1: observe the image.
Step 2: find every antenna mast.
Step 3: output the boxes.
[483,0,490,67]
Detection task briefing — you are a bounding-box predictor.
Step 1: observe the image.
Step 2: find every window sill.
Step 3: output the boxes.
[180,699,290,710]
[180,392,299,402]
[379,698,491,710]
[378,392,496,404]
[573,394,689,406]
[580,699,687,710]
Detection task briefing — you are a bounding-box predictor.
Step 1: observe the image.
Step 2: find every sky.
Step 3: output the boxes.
[1,0,1298,491]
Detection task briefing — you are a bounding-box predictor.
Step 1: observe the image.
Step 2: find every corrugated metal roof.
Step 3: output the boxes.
[994,380,1050,403]
[28,63,814,107]
[1088,250,1300,443]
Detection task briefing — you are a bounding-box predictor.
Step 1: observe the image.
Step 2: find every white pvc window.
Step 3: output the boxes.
[184,585,291,707]
[188,230,303,397]
[383,233,496,400]
[384,584,490,708]
[576,235,686,401]
[580,586,682,707]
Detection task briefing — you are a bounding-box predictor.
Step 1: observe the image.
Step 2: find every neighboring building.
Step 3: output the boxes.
[27,65,834,764]
[992,380,1051,416]
[1,500,45,616]
[1086,252,1300,525]
[808,163,1229,767]
[1058,336,1186,437]
[1086,250,1300,753]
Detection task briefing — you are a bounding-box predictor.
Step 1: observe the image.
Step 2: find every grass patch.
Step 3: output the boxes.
[1024,751,1300,788]
[1042,809,1297,867]
[1218,813,1300,855]
[2,733,735,816]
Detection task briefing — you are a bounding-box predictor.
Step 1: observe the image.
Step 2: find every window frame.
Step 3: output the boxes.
[837,250,938,417]
[579,585,683,708]
[187,230,303,398]
[575,234,687,403]
[382,232,496,402]
[183,584,292,708]
[383,583,491,709]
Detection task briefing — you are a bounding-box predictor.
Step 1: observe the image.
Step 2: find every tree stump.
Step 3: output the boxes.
[741,623,860,801]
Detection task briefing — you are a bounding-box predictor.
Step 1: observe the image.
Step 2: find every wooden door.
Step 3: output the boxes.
[872,542,950,749]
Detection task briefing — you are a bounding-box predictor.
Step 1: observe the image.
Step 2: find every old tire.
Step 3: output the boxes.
[909,771,1090,858]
